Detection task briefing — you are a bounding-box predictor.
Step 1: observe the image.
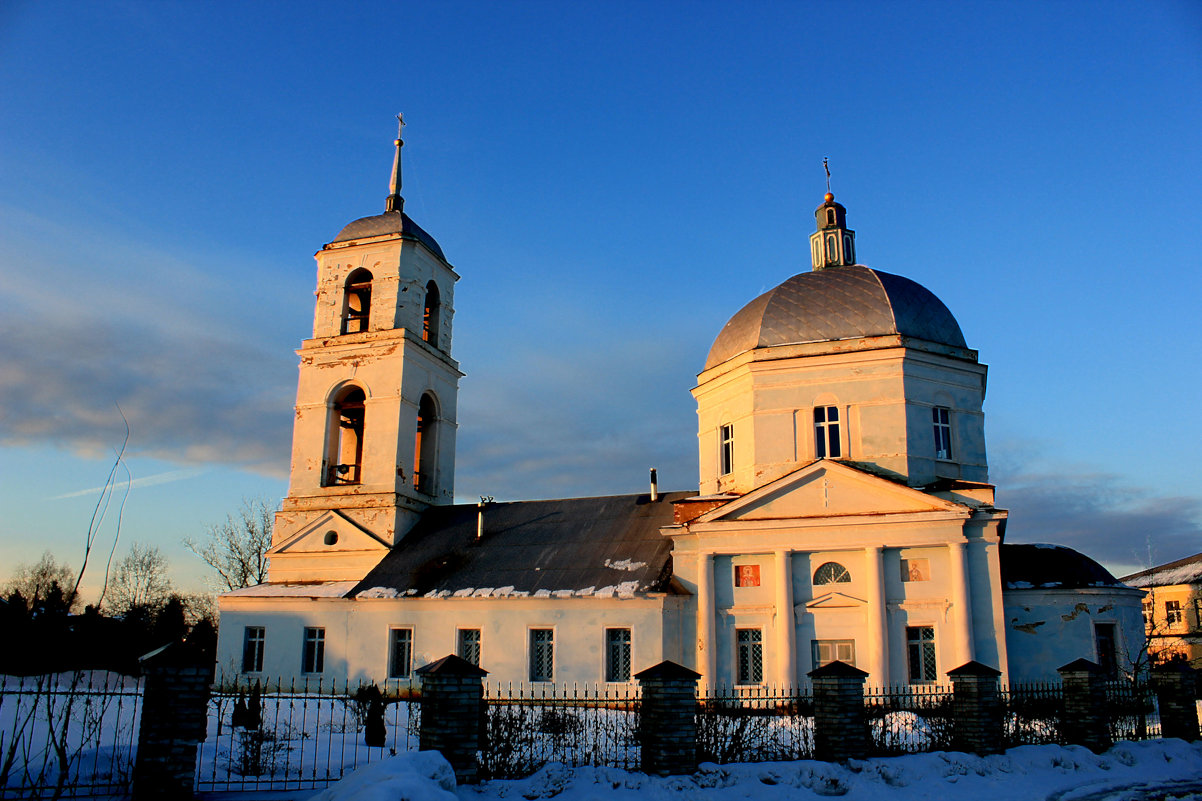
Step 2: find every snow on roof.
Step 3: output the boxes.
[1121,552,1202,588]
[223,581,359,598]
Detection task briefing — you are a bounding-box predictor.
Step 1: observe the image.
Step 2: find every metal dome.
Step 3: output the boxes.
[330,211,446,261]
[704,265,967,370]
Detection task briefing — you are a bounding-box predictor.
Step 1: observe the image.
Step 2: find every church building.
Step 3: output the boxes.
[215,125,1144,689]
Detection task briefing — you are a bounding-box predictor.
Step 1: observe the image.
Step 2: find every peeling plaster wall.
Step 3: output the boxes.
[1002,587,1146,682]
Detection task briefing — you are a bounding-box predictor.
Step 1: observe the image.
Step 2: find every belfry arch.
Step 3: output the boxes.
[422,280,441,346]
[413,392,440,495]
[342,268,373,334]
[325,385,366,486]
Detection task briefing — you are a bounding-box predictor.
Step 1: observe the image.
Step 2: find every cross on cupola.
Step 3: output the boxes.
[809,160,856,270]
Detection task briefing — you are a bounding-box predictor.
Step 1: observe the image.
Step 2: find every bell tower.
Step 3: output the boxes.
[267,116,463,583]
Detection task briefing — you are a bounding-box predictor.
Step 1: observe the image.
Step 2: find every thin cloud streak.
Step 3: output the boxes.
[49,467,209,500]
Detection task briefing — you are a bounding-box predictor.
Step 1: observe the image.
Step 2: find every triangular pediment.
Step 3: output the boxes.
[268,510,390,555]
[804,591,866,609]
[696,460,963,523]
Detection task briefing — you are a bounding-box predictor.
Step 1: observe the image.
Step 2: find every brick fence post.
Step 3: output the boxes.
[808,661,869,762]
[948,661,1003,755]
[133,640,213,800]
[1152,663,1199,742]
[634,661,701,775]
[1057,658,1111,753]
[416,655,488,785]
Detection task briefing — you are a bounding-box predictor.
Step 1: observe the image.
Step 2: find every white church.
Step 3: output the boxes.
[215,125,1144,689]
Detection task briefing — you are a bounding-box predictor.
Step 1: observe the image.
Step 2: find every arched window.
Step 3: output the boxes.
[326,387,365,486]
[813,562,851,585]
[413,392,439,495]
[422,281,441,345]
[342,269,373,335]
[826,207,836,226]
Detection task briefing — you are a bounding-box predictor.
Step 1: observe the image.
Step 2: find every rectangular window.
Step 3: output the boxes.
[389,628,413,679]
[1094,623,1118,679]
[814,406,841,458]
[734,564,761,587]
[457,628,481,666]
[932,407,952,460]
[242,626,265,673]
[906,626,937,683]
[605,628,632,682]
[302,627,325,674]
[901,558,930,582]
[1194,599,1202,630]
[530,629,554,683]
[1142,601,1153,627]
[736,629,763,685]
[811,639,856,668]
[1166,600,1183,626]
[719,424,734,476]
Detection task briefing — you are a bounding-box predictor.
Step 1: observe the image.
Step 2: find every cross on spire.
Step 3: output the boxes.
[386,113,405,213]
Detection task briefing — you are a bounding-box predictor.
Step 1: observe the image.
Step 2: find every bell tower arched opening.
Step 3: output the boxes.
[413,392,440,495]
[325,386,365,486]
[422,281,441,346]
[342,269,373,334]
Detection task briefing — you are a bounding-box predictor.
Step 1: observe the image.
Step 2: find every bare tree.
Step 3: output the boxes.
[3,552,80,613]
[185,498,274,591]
[105,543,173,616]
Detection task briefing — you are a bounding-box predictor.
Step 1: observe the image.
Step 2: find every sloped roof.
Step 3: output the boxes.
[705,266,968,370]
[350,491,695,600]
[1000,544,1125,590]
[329,211,446,260]
[1120,552,1202,588]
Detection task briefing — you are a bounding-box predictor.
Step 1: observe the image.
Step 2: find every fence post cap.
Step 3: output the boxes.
[415,654,489,677]
[138,638,210,670]
[1057,658,1103,675]
[947,660,1002,677]
[634,660,702,681]
[807,660,869,679]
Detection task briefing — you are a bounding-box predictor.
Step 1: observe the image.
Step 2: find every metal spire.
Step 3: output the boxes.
[824,157,832,196]
[385,113,405,213]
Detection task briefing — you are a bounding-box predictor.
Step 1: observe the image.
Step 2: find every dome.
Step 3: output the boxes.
[1000,544,1124,590]
[331,211,446,261]
[704,265,967,370]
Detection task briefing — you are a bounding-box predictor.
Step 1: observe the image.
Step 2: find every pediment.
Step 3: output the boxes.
[697,460,962,523]
[804,591,866,609]
[268,510,390,555]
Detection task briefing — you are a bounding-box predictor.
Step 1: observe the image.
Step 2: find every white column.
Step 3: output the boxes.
[948,541,975,667]
[696,552,716,690]
[774,549,796,688]
[865,546,888,686]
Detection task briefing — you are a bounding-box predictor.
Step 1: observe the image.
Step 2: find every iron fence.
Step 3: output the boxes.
[480,683,641,779]
[194,678,419,793]
[0,671,142,799]
[1104,681,1160,742]
[1003,681,1063,747]
[865,683,955,756]
[696,685,814,764]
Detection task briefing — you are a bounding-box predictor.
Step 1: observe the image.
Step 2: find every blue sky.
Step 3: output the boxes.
[1,1,1199,597]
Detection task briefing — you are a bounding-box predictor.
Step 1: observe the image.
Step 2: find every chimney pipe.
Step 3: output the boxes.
[477,495,493,539]
[649,468,658,502]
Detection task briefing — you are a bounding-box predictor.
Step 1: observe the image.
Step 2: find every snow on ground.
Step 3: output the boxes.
[254,739,1202,801]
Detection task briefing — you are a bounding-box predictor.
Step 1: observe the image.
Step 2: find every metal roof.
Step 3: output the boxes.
[349,491,695,599]
[1120,552,1202,588]
[1000,544,1125,590]
[330,211,446,260]
[705,265,967,369]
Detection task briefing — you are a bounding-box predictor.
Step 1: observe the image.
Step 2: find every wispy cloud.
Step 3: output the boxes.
[49,466,210,500]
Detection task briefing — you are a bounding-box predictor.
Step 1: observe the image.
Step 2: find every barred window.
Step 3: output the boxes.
[457,628,481,666]
[813,561,851,586]
[736,628,763,685]
[906,626,937,683]
[932,407,952,460]
[530,629,554,683]
[389,628,413,679]
[605,628,631,682]
[814,406,841,458]
[302,627,325,674]
[242,626,265,673]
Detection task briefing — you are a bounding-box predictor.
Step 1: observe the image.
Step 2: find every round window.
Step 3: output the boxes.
[324,531,339,546]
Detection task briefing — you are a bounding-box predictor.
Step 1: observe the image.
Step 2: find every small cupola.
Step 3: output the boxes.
[809,187,856,270]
